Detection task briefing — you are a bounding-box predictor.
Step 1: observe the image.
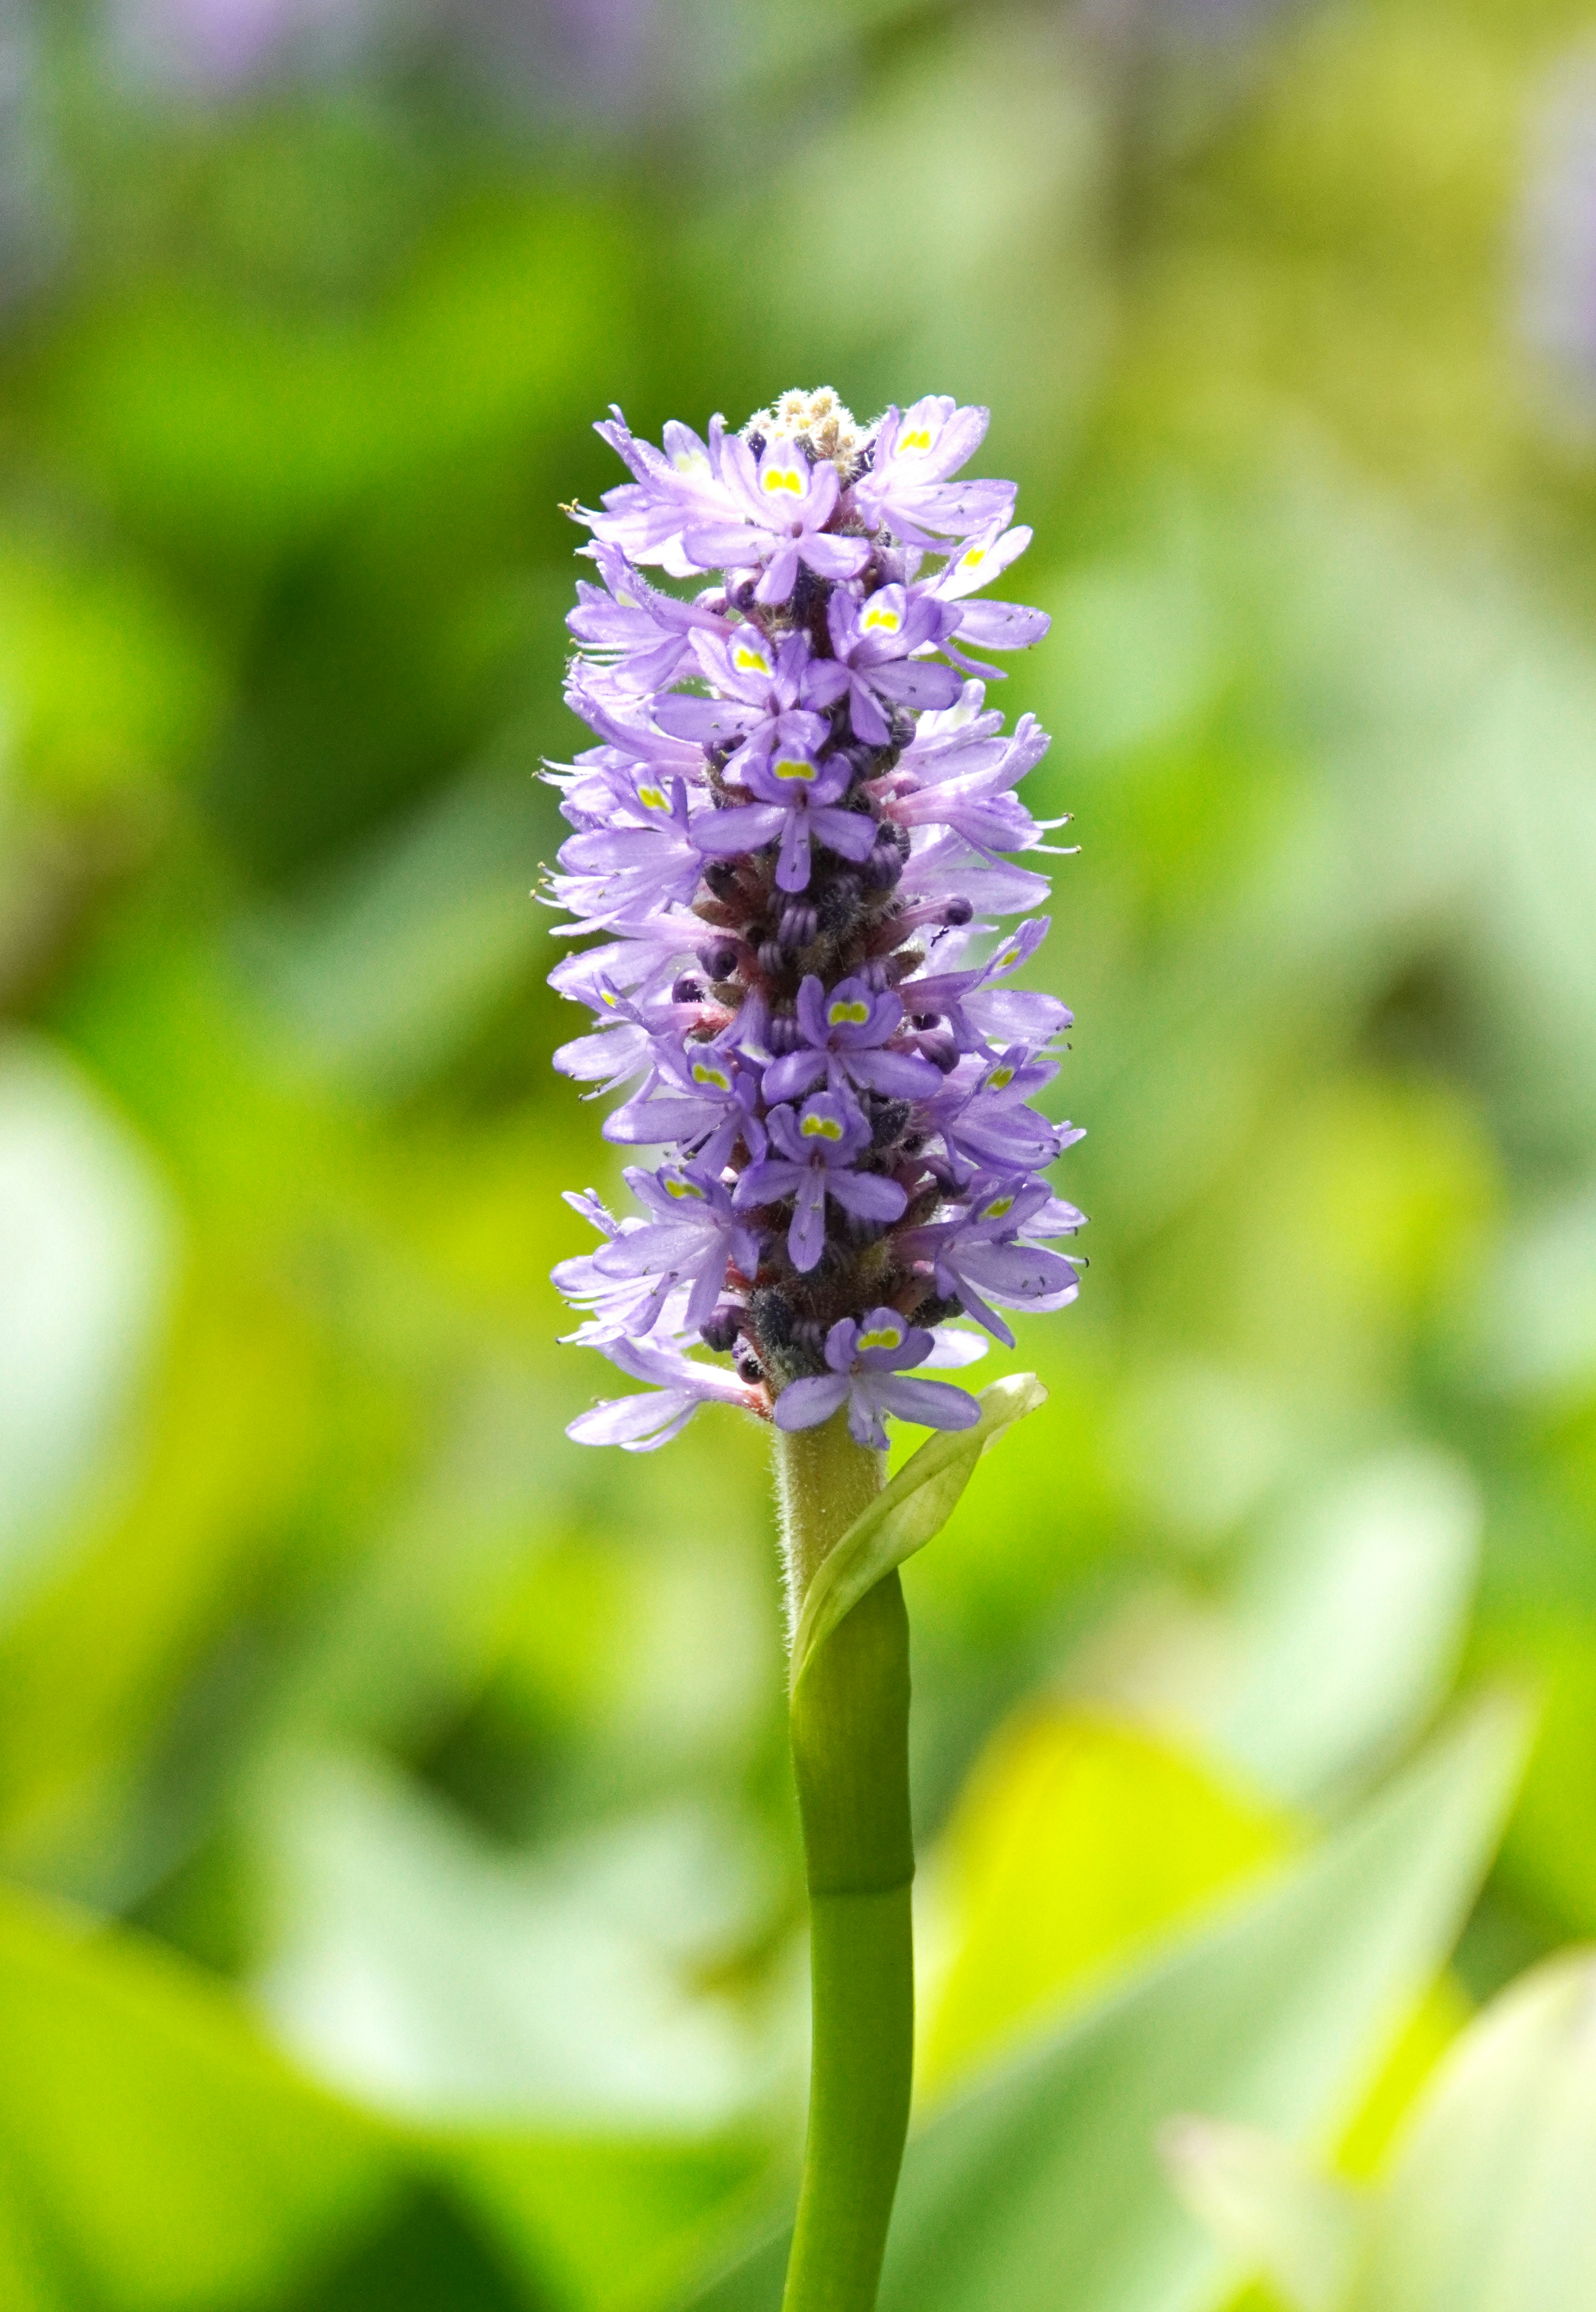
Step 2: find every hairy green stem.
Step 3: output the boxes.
[776,1415,914,2312]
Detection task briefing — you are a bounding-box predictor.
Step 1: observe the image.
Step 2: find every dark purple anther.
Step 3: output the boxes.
[700,1305,744,1353]
[699,940,741,981]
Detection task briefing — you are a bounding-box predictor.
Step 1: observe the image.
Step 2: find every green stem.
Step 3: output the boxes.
[776,1415,914,2312]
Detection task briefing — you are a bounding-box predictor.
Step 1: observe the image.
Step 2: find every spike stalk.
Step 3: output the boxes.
[776,1414,914,2312]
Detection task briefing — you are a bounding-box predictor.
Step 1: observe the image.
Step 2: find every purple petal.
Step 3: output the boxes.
[847,677,892,747]
[871,661,964,711]
[568,1389,699,1449]
[682,523,768,563]
[808,807,877,863]
[763,1049,828,1103]
[825,1170,909,1223]
[788,1171,828,1271]
[653,695,752,743]
[773,1373,851,1432]
[799,532,872,579]
[843,1049,943,1099]
[756,546,802,605]
[870,1375,982,1431]
[776,810,813,892]
[691,805,786,856]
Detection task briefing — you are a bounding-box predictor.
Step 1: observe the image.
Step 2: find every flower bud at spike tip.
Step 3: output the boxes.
[549,389,1086,1447]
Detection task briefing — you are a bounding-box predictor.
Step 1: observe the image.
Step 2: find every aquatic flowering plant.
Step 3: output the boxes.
[548,386,1085,1454]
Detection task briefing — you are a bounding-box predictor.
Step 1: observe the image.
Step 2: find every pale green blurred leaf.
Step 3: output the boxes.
[1160,2117,1363,2312]
[791,1375,1046,1692]
[678,1699,1525,2312]
[1354,1951,1596,2312]
[0,1035,176,1611]
[1071,1449,1481,1812]
[1216,1452,1482,1809]
[256,1750,769,2129]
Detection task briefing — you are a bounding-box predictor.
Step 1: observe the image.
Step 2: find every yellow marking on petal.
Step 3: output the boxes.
[638,785,666,810]
[773,756,816,783]
[601,990,618,1008]
[961,547,988,569]
[858,1324,904,1351]
[763,465,805,496]
[862,604,901,632]
[733,643,773,674]
[898,427,934,453]
[665,1176,704,1200]
[692,1062,731,1091]
[618,591,640,607]
[828,999,870,1026]
[800,1113,844,1140]
[984,1194,1015,1219]
[672,448,710,475]
[988,1066,1015,1089]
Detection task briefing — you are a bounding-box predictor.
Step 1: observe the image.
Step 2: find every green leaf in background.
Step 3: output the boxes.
[0,1881,396,2310]
[0,1034,177,1610]
[1160,2116,1362,2312]
[790,1375,1047,1691]
[917,1711,1290,2096]
[253,1749,765,2130]
[450,2132,773,2312]
[677,1698,1525,2312]
[1069,1448,1482,1817]
[1353,1950,1596,2312]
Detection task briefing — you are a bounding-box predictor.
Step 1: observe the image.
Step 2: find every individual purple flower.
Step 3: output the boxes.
[587,1163,763,1333]
[873,690,1055,859]
[919,519,1052,673]
[763,975,943,1105]
[679,431,873,604]
[734,1091,908,1272]
[690,747,877,894]
[929,1045,1071,1179]
[567,1332,763,1452]
[547,772,708,930]
[566,544,726,700]
[823,584,965,745]
[851,398,1016,548]
[583,409,739,574]
[653,628,835,781]
[552,980,682,1098]
[901,916,1072,1054]
[605,1035,766,1171]
[898,1176,1084,1347]
[772,1308,983,1449]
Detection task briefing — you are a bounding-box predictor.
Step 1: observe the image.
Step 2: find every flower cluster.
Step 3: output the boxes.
[549,387,1085,1452]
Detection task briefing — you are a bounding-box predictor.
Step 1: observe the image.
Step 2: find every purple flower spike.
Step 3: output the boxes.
[547,385,1086,1446]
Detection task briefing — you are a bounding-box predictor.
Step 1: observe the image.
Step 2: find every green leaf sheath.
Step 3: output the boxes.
[776,1415,913,2312]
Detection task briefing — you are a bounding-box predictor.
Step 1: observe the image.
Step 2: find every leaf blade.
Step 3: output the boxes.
[790,1375,1047,1693]
[674,1697,1527,2312]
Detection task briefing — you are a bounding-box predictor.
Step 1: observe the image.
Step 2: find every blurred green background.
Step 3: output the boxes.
[5,0,1596,2306]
